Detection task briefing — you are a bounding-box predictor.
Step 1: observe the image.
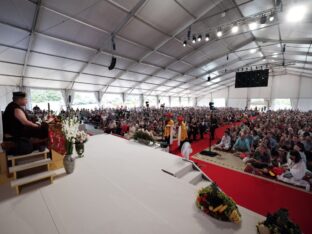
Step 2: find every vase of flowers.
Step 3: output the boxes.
[75,131,88,158]
[62,116,79,174]
[132,129,155,146]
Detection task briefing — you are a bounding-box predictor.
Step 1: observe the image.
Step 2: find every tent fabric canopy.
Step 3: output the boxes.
[0,0,311,98]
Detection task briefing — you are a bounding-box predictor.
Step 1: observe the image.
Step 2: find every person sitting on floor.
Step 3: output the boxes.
[277,150,310,191]
[244,143,271,174]
[233,132,251,153]
[214,130,231,151]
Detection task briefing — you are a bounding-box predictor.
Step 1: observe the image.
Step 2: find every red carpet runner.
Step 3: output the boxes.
[171,121,312,234]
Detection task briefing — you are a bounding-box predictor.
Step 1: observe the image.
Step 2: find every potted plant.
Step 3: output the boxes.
[75,131,88,158]
[132,129,155,145]
[62,116,79,174]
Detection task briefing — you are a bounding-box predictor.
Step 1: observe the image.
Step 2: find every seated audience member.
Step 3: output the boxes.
[294,142,307,164]
[233,132,251,153]
[277,150,310,190]
[244,144,271,173]
[214,131,231,151]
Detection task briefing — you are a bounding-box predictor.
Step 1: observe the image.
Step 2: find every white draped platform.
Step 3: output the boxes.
[0,134,264,234]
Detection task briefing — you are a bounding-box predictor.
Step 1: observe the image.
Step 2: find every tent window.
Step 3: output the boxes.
[101,94,123,108]
[125,95,141,108]
[72,92,98,109]
[144,96,157,107]
[249,98,266,110]
[31,89,65,112]
[159,96,169,107]
[171,97,180,107]
[271,99,292,110]
[213,98,225,107]
[181,97,189,107]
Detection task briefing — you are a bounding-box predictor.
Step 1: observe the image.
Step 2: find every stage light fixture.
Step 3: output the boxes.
[216,28,222,37]
[272,52,278,58]
[205,33,210,41]
[108,56,117,70]
[260,15,267,24]
[231,24,239,33]
[283,44,286,52]
[286,4,307,22]
[207,76,211,82]
[269,13,275,22]
[248,22,258,30]
[197,35,202,42]
[192,35,196,44]
[183,40,187,47]
[250,48,257,54]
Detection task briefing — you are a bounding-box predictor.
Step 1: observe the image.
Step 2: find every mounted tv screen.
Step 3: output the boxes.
[235,69,269,88]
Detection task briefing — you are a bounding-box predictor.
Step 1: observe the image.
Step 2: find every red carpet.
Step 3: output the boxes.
[192,160,312,234]
[170,120,312,234]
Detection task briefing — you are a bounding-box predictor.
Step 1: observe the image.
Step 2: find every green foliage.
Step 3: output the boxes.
[31,89,62,103]
[133,130,155,143]
[260,208,302,234]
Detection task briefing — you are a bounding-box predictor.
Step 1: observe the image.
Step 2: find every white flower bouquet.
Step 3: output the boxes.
[62,116,79,144]
[76,131,88,144]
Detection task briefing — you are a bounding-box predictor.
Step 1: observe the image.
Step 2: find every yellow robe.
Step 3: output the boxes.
[164,119,174,138]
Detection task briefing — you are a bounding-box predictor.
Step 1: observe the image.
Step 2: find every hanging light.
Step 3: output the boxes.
[250,48,257,54]
[260,15,267,25]
[286,4,307,22]
[205,33,210,41]
[183,40,187,47]
[216,28,222,37]
[192,35,196,44]
[197,34,202,42]
[269,13,275,22]
[231,24,239,33]
[248,22,258,30]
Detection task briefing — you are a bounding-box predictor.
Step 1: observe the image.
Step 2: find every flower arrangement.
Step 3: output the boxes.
[62,116,79,143]
[257,209,301,234]
[75,131,88,144]
[62,116,79,155]
[133,129,155,145]
[196,183,241,224]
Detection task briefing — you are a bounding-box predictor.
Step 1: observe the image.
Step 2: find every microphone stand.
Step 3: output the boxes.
[201,109,218,156]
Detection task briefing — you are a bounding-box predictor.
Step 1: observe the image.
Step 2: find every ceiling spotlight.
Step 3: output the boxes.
[205,33,210,42]
[260,15,267,25]
[272,52,278,58]
[248,22,258,30]
[269,13,275,22]
[250,48,257,54]
[197,35,202,42]
[286,5,307,22]
[192,35,196,44]
[183,40,187,47]
[231,24,239,33]
[216,28,222,37]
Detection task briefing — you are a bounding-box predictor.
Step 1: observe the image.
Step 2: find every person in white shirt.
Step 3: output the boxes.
[277,150,310,191]
[214,131,231,151]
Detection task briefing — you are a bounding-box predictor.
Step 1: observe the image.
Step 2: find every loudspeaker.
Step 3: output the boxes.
[68,95,71,103]
[108,56,117,70]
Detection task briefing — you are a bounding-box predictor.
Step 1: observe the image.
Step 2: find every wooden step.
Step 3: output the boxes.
[7,149,49,161]
[180,170,203,185]
[10,170,56,188]
[9,158,51,173]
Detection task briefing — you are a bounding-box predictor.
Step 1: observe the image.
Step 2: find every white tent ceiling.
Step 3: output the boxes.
[0,0,311,97]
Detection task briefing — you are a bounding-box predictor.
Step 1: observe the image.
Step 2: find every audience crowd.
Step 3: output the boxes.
[29,105,312,190]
